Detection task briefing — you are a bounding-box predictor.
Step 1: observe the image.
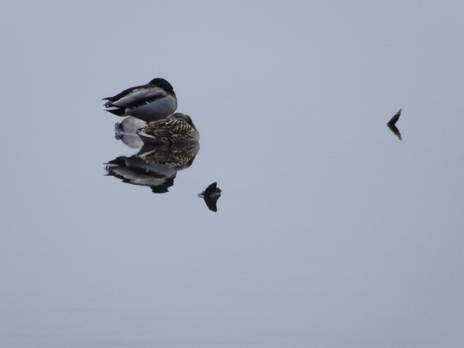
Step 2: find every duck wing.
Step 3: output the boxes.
[204,182,217,195]
[204,195,219,212]
[138,118,188,142]
[387,109,401,127]
[106,87,167,109]
[388,123,402,140]
[103,84,147,103]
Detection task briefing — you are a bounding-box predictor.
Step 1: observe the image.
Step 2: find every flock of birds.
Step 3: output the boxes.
[103,77,221,212]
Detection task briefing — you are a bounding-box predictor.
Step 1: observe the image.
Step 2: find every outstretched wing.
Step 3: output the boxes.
[387,109,402,127]
[388,124,402,140]
[204,182,217,195]
[204,195,219,212]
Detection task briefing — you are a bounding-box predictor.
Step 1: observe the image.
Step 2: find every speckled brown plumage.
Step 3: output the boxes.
[137,113,200,145]
[137,142,200,170]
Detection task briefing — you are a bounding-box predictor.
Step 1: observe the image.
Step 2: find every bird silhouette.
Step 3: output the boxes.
[199,182,222,212]
[387,108,402,140]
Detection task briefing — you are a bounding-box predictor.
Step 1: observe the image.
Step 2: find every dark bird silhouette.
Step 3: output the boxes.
[387,108,402,140]
[199,182,222,212]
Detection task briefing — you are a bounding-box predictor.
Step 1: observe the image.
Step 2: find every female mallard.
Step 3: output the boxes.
[138,142,200,170]
[103,78,177,122]
[137,113,199,144]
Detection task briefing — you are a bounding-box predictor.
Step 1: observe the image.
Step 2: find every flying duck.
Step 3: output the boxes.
[199,182,222,212]
[103,78,177,122]
[137,113,199,145]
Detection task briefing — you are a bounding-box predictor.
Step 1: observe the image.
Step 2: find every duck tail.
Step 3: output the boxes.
[106,108,125,116]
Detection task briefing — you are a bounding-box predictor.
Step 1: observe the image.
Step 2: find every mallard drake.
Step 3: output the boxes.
[103,78,177,122]
[137,113,199,144]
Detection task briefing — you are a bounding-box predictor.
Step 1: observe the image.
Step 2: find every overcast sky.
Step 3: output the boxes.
[1,1,464,347]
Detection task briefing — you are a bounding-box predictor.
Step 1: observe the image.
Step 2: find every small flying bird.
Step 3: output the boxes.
[137,113,199,145]
[199,182,222,212]
[103,78,177,122]
[387,108,402,140]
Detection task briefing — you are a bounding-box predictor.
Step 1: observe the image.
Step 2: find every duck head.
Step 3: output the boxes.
[171,113,196,129]
[149,78,174,93]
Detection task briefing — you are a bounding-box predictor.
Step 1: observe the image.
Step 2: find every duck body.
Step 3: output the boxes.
[137,113,199,145]
[103,78,177,122]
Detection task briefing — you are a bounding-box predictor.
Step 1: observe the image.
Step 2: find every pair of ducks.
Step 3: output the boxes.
[103,78,199,144]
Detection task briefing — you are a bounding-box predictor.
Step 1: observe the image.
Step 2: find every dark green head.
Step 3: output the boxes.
[149,78,174,93]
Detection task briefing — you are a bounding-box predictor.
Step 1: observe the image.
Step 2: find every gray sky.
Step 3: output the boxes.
[1,1,464,347]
